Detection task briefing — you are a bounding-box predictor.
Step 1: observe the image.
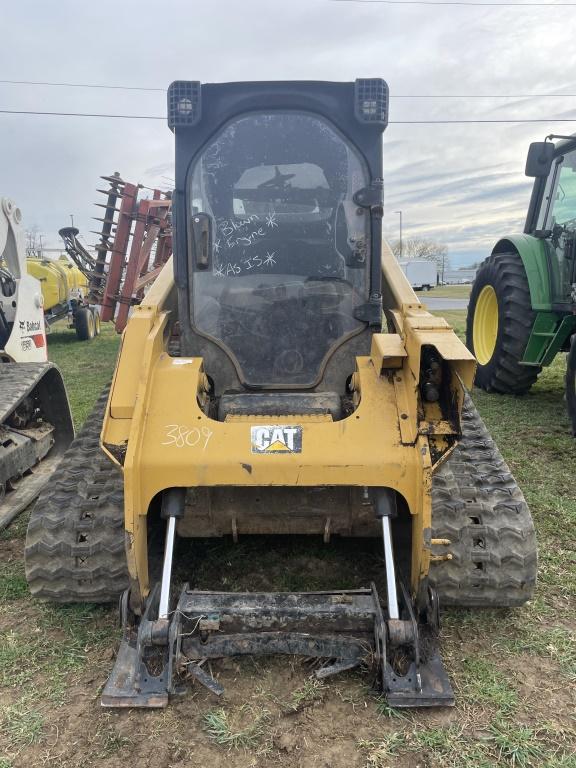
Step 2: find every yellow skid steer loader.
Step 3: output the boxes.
[25,79,537,708]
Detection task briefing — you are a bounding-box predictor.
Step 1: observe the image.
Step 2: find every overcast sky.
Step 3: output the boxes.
[1,0,575,267]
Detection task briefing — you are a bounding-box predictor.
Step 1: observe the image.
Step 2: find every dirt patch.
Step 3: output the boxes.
[2,628,574,768]
[0,539,23,558]
[7,660,383,768]
[2,530,575,767]
[1,552,575,768]
[505,654,576,726]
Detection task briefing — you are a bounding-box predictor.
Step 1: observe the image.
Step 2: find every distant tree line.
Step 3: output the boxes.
[390,237,450,280]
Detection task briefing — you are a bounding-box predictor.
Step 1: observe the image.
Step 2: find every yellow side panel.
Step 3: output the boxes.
[370,333,407,372]
[123,354,422,507]
[412,329,476,389]
[108,308,168,419]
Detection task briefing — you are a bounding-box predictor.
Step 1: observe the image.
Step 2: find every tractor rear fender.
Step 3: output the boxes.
[492,235,551,311]
[492,236,576,365]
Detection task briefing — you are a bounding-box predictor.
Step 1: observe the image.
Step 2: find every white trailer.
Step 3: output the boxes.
[398,259,437,291]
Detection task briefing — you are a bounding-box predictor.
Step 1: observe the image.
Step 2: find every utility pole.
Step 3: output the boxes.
[394,210,403,258]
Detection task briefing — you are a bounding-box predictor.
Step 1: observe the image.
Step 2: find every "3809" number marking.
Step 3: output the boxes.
[162,424,213,450]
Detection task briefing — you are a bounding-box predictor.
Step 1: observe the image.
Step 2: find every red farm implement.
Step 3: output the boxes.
[59,173,172,333]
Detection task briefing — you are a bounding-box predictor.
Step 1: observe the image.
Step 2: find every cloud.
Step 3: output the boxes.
[0,0,574,268]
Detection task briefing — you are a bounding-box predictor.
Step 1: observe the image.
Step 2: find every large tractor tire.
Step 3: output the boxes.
[567,334,576,436]
[466,251,541,394]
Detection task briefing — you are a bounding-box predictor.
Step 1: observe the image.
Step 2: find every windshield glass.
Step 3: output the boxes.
[538,149,576,304]
[188,112,371,387]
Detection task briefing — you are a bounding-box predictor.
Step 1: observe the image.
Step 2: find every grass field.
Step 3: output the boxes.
[416,284,472,299]
[46,322,121,428]
[1,314,575,768]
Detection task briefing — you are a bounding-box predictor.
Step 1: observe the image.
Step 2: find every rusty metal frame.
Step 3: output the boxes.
[99,182,138,323]
[59,174,172,332]
[114,198,172,331]
[101,580,454,709]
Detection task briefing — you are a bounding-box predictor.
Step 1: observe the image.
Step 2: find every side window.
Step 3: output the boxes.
[537,160,561,231]
[539,151,576,231]
[539,149,576,305]
[548,153,576,229]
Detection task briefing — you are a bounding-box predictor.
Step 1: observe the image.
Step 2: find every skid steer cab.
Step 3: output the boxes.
[101,79,476,708]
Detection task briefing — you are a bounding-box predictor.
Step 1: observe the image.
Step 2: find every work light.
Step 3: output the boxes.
[167,81,201,129]
[354,78,389,127]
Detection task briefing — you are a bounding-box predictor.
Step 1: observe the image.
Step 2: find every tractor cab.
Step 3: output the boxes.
[169,80,388,398]
[525,135,576,309]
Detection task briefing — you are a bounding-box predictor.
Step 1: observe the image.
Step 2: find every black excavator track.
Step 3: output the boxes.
[25,389,537,608]
[0,362,73,531]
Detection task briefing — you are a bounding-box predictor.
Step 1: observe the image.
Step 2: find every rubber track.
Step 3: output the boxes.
[25,387,127,602]
[0,362,55,421]
[467,252,541,394]
[1,362,73,529]
[430,394,537,606]
[25,389,537,608]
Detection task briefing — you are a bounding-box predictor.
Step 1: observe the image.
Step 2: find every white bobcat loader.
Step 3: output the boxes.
[0,196,73,529]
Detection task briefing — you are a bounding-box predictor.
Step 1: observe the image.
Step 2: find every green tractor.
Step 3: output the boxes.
[467,134,576,434]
